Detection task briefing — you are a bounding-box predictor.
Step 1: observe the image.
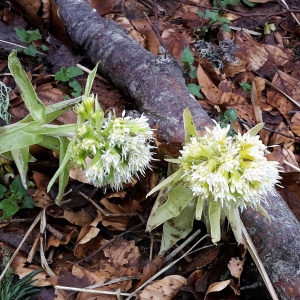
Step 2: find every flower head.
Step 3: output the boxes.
[180,122,281,210]
[71,97,154,191]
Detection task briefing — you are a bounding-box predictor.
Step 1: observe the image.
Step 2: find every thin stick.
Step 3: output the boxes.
[0,40,47,56]
[0,212,42,282]
[240,221,279,300]
[283,159,300,172]
[54,286,131,296]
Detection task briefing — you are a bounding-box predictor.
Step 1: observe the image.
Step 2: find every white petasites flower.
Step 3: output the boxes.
[86,113,154,191]
[180,123,281,210]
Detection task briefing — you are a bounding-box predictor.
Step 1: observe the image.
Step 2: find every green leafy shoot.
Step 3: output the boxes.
[0,269,41,300]
[14,28,48,57]
[197,9,232,33]
[181,47,203,99]
[181,46,196,78]
[239,82,251,92]
[220,108,238,136]
[188,83,203,98]
[55,66,84,97]
[0,177,35,220]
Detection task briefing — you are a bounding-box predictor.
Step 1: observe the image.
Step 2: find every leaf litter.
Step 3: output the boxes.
[0,0,300,299]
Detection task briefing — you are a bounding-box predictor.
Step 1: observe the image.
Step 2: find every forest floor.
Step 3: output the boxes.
[0,0,300,299]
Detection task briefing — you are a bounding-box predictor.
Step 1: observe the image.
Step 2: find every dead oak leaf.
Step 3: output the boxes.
[138,275,187,300]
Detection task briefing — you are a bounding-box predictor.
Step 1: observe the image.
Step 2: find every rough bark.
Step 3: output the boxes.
[54,0,213,143]
[53,0,299,298]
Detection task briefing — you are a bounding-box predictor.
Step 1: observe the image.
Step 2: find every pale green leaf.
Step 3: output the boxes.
[183,107,198,143]
[248,123,264,136]
[8,51,46,124]
[146,168,183,198]
[256,203,271,223]
[146,181,194,231]
[195,196,204,220]
[38,136,61,152]
[227,207,243,244]
[56,137,71,203]
[160,200,196,254]
[146,186,172,231]
[0,129,42,153]
[47,137,76,194]
[11,147,30,189]
[84,62,100,97]
[33,124,77,136]
[208,201,221,244]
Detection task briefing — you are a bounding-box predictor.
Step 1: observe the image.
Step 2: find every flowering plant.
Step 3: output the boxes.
[146,108,281,253]
[1,51,154,203]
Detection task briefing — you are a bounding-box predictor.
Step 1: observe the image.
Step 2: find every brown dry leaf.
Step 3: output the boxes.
[205,279,240,297]
[11,253,51,286]
[33,189,53,208]
[100,198,130,231]
[264,45,289,66]
[72,239,142,299]
[63,208,93,227]
[291,112,300,136]
[131,19,160,54]
[138,275,187,300]
[161,28,188,62]
[235,31,268,71]
[114,16,146,47]
[196,63,223,105]
[69,165,89,183]
[267,70,300,121]
[282,147,299,172]
[223,60,247,77]
[139,256,166,287]
[220,92,256,123]
[71,265,116,300]
[46,225,76,250]
[251,81,263,123]
[269,121,294,145]
[74,213,102,258]
[228,257,244,282]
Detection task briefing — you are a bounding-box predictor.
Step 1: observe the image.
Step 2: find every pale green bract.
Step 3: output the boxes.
[146,108,281,253]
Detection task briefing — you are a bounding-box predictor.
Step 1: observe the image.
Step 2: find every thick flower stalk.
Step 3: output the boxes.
[71,96,154,191]
[146,108,281,252]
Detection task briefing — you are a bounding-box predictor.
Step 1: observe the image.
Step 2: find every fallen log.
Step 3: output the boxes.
[53,0,213,143]
[16,0,300,298]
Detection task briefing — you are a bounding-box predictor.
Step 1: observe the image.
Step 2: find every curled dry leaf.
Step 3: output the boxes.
[205,279,240,298]
[138,275,187,300]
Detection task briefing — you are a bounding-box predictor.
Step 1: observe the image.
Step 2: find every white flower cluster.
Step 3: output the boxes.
[71,96,154,191]
[180,123,281,210]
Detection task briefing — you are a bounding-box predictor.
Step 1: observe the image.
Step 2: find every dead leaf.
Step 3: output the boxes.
[196,63,223,105]
[138,275,187,300]
[205,279,240,298]
[235,31,268,71]
[228,257,244,284]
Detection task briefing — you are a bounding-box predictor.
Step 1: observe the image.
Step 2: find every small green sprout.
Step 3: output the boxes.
[0,177,34,220]
[14,28,48,57]
[197,10,232,34]
[181,47,203,98]
[55,66,84,97]
[239,82,251,92]
[220,107,238,136]
[146,108,281,253]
